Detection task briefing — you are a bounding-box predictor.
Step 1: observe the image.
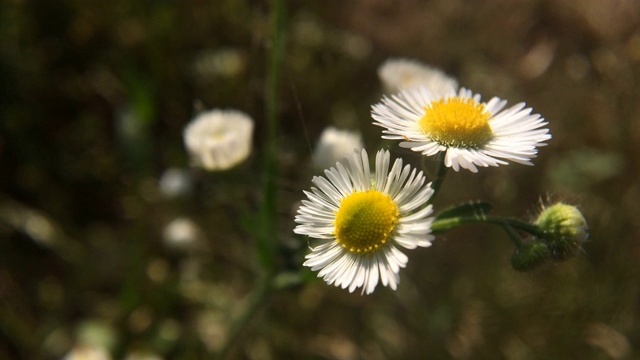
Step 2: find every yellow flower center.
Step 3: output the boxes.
[418,97,493,148]
[211,126,231,140]
[334,189,399,253]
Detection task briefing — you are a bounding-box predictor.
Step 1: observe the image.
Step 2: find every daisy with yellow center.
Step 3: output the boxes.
[372,87,552,172]
[294,149,435,295]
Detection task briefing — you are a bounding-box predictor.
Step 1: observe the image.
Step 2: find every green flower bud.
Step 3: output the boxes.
[511,241,550,271]
[534,202,588,261]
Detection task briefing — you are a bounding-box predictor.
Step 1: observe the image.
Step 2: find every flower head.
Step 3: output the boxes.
[162,217,202,251]
[378,58,458,97]
[535,202,588,260]
[313,127,364,170]
[372,87,552,172]
[64,345,111,360]
[511,241,550,271]
[294,149,435,295]
[158,168,193,198]
[183,109,254,171]
[192,48,246,80]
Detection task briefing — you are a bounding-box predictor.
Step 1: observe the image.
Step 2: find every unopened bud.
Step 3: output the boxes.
[535,202,588,261]
[511,241,550,271]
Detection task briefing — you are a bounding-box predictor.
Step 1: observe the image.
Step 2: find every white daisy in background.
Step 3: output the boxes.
[162,217,202,251]
[313,126,364,170]
[378,58,458,97]
[294,149,435,295]
[63,345,111,360]
[371,87,552,173]
[124,350,163,360]
[183,109,254,171]
[158,167,193,198]
[192,47,246,80]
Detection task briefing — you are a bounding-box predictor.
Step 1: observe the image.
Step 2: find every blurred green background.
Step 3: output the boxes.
[1,0,639,359]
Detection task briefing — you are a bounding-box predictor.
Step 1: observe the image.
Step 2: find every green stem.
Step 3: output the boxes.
[501,223,524,248]
[216,1,285,357]
[427,151,449,204]
[258,0,285,270]
[431,214,545,239]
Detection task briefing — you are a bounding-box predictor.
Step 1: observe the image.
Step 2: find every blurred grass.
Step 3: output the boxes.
[1,0,640,359]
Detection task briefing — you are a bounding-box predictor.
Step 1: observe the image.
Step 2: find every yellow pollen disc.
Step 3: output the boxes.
[418,97,494,148]
[334,189,399,254]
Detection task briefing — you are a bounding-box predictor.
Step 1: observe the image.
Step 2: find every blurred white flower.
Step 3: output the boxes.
[313,127,363,170]
[158,168,193,198]
[183,109,253,171]
[124,351,163,360]
[162,217,201,251]
[378,58,458,96]
[63,345,111,360]
[192,48,246,79]
[72,320,117,357]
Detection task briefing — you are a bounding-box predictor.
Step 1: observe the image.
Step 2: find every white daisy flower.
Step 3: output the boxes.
[64,345,112,360]
[378,58,458,97]
[162,217,202,251]
[313,126,364,170]
[371,87,552,173]
[158,167,193,198]
[183,109,253,171]
[192,48,246,80]
[294,149,435,295]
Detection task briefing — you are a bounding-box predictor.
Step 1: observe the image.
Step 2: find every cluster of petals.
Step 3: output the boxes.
[372,86,551,173]
[183,109,253,171]
[295,149,435,294]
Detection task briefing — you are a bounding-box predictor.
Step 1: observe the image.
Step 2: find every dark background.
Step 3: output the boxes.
[1,0,638,359]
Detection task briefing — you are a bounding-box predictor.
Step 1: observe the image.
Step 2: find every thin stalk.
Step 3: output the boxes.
[431,215,545,239]
[501,223,524,248]
[214,1,285,358]
[427,151,449,204]
[258,0,285,270]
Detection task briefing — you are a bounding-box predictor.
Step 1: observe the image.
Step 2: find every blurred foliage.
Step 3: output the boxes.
[1,0,640,359]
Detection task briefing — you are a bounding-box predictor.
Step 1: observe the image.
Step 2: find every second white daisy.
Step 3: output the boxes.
[183,109,254,171]
[294,149,435,295]
[371,87,552,173]
[313,126,364,171]
[378,58,458,97]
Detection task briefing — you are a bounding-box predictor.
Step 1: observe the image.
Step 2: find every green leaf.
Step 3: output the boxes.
[434,201,493,221]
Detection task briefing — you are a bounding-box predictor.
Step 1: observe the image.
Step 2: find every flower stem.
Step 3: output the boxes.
[501,223,524,248]
[258,0,286,270]
[215,1,285,357]
[427,151,449,204]
[431,214,545,239]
